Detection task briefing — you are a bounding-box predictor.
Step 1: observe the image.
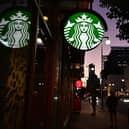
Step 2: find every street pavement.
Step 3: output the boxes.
[67,99,129,129]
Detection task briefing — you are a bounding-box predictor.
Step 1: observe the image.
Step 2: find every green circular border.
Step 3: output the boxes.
[0,8,31,48]
[63,11,105,51]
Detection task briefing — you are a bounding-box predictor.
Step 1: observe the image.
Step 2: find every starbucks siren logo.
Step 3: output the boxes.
[0,9,31,48]
[64,12,105,50]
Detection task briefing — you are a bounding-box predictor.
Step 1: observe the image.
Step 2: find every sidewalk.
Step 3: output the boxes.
[67,100,129,129]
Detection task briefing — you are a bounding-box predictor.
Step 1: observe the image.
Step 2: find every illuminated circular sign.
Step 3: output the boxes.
[0,8,31,48]
[64,12,105,50]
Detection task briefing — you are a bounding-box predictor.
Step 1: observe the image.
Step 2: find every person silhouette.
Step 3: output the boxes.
[106,91,118,129]
[87,73,100,116]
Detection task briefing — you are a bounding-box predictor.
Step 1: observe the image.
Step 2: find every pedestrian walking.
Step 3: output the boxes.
[106,91,118,129]
[87,73,100,116]
[91,94,97,116]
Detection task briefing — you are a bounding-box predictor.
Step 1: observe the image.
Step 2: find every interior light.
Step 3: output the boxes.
[112,83,115,86]
[37,37,43,44]
[43,16,48,21]
[105,39,111,45]
[121,79,125,82]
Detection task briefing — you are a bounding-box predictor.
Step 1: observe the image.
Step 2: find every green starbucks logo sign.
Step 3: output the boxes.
[0,8,31,48]
[64,12,105,50]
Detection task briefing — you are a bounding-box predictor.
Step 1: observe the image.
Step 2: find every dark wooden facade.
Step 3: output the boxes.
[0,0,90,129]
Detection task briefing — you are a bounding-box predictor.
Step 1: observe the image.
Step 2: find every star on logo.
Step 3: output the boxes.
[65,21,75,28]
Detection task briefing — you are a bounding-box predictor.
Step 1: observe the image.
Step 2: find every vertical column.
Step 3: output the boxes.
[0,0,38,129]
[24,0,39,129]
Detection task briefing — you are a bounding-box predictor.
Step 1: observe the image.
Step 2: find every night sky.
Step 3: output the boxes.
[84,0,129,78]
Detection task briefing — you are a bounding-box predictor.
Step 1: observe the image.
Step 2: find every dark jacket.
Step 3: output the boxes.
[87,74,100,94]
